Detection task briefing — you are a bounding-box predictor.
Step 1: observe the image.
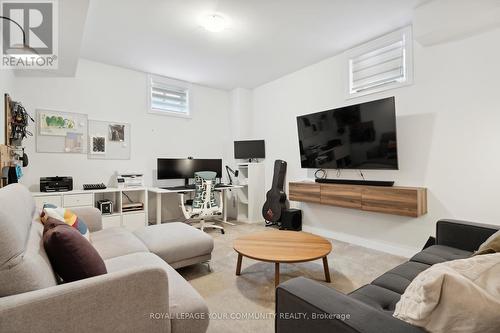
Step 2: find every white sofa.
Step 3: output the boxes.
[0,184,213,333]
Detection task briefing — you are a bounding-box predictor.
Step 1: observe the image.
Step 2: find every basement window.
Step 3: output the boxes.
[345,26,413,99]
[148,75,191,118]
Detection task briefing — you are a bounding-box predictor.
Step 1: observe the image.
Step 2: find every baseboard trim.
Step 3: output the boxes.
[302,225,419,258]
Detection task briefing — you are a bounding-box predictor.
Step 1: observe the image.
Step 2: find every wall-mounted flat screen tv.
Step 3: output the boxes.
[296,97,398,170]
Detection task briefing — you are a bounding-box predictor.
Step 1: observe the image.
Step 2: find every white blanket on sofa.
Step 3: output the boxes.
[393,253,500,333]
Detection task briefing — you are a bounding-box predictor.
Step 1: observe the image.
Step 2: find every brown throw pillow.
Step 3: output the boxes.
[43,217,107,282]
[474,230,500,256]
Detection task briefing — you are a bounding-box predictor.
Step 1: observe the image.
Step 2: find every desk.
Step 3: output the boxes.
[148,185,243,225]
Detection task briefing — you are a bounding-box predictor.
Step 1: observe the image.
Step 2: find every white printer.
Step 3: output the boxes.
[117,173,144,188]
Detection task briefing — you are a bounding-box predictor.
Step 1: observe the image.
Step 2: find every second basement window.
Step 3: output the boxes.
[345,26,413,99]
[149,75,191,118]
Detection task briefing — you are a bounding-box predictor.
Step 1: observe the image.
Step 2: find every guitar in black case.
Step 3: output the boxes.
[262,160,288,225]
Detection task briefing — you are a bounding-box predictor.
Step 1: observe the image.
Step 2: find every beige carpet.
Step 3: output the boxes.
[177,222,407,333]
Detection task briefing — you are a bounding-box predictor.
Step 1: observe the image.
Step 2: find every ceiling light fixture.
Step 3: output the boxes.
[201,13,228,33]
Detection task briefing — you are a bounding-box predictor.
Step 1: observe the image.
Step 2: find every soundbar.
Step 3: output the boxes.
[315,179,394,187]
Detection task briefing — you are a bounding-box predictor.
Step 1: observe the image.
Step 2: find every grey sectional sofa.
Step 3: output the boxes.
[276,219,500,333]
[0,184,213,333]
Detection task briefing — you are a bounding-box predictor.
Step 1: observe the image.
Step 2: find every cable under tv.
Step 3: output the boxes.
[315,179,394,187]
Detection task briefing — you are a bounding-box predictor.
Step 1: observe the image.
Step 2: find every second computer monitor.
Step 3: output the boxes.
[157,158,223,180]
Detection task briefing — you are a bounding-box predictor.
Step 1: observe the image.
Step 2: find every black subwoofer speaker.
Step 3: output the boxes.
[280,209,302,231]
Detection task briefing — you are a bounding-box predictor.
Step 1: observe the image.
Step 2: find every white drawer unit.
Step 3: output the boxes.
[31,188,148,230]
[63,193,93,208]
[122,212,146,232]
[102,215,122,229]
[34,195,62,210]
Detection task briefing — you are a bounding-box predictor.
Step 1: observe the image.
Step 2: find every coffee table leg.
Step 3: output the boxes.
[322,256,331,283]
[275,263,280,288]
[236,254,242,276]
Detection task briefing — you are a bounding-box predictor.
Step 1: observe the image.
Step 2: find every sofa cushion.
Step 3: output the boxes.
[372,261,430,294]
[349,284,402,314]
[70,207,103,232]
[0,184,57,297]
[394,253,500,333]
[0,221,58,296]
[91,227,149,260]
[133,222,214,266]
[0,184,37,269]
[105,252,209,333]
[41,204,90,240]
[475,229,500,255]
[43,217,107,282]
[410,245,471,265]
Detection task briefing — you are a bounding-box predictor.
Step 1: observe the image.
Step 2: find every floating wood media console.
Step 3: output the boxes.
[289,181,427,217]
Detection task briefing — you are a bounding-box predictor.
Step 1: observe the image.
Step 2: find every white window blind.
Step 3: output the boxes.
[149,75,190,117]
[346,26,413,98]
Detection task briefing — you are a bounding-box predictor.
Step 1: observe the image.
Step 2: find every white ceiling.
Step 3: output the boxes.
[80,0,420,90]
[15,0,89,77]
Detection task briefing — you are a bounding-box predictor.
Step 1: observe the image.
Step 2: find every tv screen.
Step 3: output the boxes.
[234,140,265,159]
[296,97,398,170]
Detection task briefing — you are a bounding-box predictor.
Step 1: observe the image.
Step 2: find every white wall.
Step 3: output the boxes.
[414,0,500,46]
[12,59,232,191]
[229,88,253,142]
[251,28,500,256]
[0,69,14,145]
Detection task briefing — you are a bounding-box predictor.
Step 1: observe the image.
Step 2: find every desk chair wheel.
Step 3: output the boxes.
[221,229,225,234]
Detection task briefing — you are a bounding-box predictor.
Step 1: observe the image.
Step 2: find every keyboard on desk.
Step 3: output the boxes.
[83,183,107,190]
[163,184,195,191]
[215,184,231,189]
[163,184,231,191]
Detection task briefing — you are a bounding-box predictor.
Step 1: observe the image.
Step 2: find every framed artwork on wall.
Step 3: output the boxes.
[108,124,125,142]
[36,109,88,154]
[64,133,84,153]
[39,111,79,136]
[90,136,106,154]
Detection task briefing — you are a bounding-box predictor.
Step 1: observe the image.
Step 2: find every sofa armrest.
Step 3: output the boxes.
[276,277,423,333]
[72,206,103,232]
[0,265,170,333]
[436,219,499,252]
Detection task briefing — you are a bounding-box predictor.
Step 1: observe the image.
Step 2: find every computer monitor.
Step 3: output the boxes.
[234,140,265,160]
[157,158,223,184]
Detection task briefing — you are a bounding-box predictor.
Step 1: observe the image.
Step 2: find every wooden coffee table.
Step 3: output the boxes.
[233,230,332,287]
